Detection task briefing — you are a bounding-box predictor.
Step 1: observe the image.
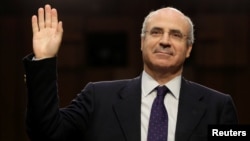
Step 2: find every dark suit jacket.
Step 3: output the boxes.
[23,54,238,141]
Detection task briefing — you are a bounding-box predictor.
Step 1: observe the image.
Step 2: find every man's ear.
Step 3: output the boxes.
[186,45,193,58]
[141,36,145,51]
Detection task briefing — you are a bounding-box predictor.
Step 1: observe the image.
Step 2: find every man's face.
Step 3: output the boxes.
[141,9,193,73]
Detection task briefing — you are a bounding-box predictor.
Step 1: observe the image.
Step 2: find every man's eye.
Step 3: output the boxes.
[150,30,162,35]
[172,32,183,38]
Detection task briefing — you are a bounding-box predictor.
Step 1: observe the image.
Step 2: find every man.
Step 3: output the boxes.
[23,4,238,141]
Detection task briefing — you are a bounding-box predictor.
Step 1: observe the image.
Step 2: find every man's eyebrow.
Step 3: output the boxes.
[150,27,182,33]
[169,29,182,33]
[150,27,164,31]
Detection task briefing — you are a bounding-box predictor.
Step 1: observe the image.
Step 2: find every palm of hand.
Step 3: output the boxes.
[33,26,62,59]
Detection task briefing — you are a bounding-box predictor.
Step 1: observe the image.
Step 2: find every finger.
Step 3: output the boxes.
[31,15,39,33]
[45,4,52,28]
[38,7,45,29]
[51,8,58,29]
[57,21,63,34]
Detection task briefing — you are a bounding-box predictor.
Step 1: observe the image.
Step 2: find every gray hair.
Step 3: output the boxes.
[141,8,195,46]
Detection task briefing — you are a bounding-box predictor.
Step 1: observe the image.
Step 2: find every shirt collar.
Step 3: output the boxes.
[141,70,181,99]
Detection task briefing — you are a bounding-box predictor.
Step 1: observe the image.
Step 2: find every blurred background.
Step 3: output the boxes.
[0,0,249,140]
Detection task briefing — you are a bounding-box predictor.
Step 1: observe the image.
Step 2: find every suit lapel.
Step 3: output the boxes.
[175,78,207,141]
[113,76,142,141]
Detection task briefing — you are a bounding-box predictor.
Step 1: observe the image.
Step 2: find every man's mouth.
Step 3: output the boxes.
[154,47,174,56]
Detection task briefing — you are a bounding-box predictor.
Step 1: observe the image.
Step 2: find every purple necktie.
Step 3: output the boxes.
[147,85,169,141]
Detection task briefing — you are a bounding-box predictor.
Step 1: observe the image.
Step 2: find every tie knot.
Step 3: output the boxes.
[156,85,169,97]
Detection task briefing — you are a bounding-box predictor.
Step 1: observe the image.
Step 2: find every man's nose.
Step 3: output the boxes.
[159,32,171,46]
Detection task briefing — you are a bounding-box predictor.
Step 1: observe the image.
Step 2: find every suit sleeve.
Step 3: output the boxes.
[219,94,238,124]
[23,54,93,141]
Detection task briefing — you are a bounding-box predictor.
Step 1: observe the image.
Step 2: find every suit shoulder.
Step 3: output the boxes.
[183,79,230,98]
[92,77,138,86]
[85,76,140,91]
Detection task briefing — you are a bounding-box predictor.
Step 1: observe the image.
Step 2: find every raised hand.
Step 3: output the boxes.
[31,4,63,59]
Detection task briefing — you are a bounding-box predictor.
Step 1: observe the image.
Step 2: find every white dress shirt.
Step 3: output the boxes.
[141,71,181,141]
